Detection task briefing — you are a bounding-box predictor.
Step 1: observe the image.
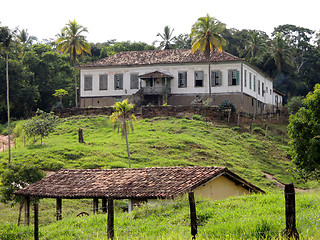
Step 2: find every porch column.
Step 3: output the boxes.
[24,196,30,226]
[107,198,114,240]
[34,202,39,240]
[102,197,107,213]
[188,192,197,240]
[56,198,62,221]
[93,197,99,214]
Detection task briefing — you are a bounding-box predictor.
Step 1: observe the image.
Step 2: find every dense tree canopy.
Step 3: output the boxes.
[288,84,320,179]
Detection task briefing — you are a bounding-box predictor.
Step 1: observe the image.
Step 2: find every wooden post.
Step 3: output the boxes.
[265,124,268,136]
[78,128,84,143]
[284,183,299,239]
[93,197,99,214]
[107,198,114,240]
[56,198,62,221]
[188,192,197,240]
[102,197,107,213]
[34,202,39,240]
[24,196,30,226]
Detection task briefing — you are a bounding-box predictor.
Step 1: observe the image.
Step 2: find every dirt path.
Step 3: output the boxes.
[264,173,309,192]
[0,135,14,151]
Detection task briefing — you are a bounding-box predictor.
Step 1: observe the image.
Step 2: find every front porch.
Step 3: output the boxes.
[138,71,173,105]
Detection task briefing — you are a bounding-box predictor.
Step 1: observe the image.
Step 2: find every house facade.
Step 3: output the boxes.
[79,49,281,114]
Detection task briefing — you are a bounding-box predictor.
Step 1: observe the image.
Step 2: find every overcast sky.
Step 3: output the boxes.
[1,0,319,45]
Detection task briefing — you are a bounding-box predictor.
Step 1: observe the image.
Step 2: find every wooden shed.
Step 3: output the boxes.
[15,166,264,239]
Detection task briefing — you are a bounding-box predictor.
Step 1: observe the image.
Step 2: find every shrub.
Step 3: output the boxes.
[253,127,265,135]
[219,99,236,112]
[192,114,202,120]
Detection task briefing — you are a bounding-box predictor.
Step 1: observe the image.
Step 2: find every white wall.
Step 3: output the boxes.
[80,62,274,106]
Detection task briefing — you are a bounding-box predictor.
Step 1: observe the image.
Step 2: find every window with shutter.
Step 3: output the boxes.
[228,70,239,86]
[114,74,123,90]
[178,72,187,88]
[84,75,92,91]
[99,74,108,90]
[253,75,256,92]
[211,71,221,86]
[249,73,252,89]
[258,80,261,95]
[194,71,203,87]
[130,74,139,89]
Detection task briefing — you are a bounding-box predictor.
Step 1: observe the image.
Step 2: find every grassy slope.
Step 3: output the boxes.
[0,115,314,191]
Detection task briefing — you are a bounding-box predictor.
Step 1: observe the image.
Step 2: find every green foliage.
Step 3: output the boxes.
[288,84,320,179]
[23,109,58,144]
[192,114,202,120]
[0,163,44,205]
[219,98,236,112]
[53,89,68,108]
[99,41,155,58]
[286,96,305,114]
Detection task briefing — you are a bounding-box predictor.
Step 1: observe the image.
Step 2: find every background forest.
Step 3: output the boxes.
[1,22,320,123]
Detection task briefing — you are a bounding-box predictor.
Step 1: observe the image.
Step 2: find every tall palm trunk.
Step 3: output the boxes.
[206,43,212,98]
[73,50,78,107]
[123,115,131,168]
[6,51,11,163]
[208,57,211,98]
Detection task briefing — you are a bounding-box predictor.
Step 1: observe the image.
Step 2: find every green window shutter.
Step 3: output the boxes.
[236,71,240,85]
[218,71,222,86]
[228,70,232,86]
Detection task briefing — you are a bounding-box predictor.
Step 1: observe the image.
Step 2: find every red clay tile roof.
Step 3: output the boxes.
[79,49,243,68]
[15,167,264,199]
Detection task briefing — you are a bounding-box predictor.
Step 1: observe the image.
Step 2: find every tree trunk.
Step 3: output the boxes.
[6,51,11,163]
[208,57,211,98]
[73,52,78,108]
[124,120,131,168]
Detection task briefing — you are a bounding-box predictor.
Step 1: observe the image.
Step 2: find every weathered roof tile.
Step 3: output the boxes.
[80,49,242,68]
[15,166,264,199]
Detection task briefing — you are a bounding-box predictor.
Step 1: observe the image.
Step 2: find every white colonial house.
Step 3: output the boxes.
[79,49,283,114]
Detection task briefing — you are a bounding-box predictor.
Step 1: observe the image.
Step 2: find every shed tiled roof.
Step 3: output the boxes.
[15,167,264,199]
[79,49,243,68]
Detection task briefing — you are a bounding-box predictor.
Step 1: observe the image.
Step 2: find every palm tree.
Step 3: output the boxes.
[16,28,37,46]
[56,20,91,107]
[242,30,267,63]
[190,14,226,98]
[0,26,14,163]
[154,26,175,49]
[265,33,293,73]
[110,99,136,168]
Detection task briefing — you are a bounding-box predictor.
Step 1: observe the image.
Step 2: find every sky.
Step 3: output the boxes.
[1,0,319,45]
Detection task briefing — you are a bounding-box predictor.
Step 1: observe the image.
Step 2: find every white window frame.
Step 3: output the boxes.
[84,75,92,91]
[99,74,108,90]
[178,72,187,88]
[194,71,204,87]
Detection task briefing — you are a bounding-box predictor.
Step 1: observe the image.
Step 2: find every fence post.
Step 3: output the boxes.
[34,202,39,240]
[107,198,114,240]
[284,183,299,239]
[78,128,84,143]
[188,192,197,240]
[24,196,30,226]
[56,198,62,221]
